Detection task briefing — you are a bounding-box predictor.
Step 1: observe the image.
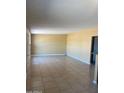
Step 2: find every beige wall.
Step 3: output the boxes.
[67,28,97,64]
[31,28,97,64]
[31,34,67,55]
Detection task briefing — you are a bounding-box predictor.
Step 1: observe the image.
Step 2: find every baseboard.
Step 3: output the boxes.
[67,55,90,65]
[92,80,97,84]
[31,54,66,56]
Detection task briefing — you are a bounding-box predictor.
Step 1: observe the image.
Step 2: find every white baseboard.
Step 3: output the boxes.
[31,54,90,64]
[92,80,97,84]
[67,55,90,65]
[32,54,66,56]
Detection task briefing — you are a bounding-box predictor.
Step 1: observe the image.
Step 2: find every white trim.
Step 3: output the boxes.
[67,55,90,64]
[92,80,97,84]
[31,54,66,56]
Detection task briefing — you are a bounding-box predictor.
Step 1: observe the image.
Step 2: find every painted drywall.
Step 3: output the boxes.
[67,28,97,64]
[31,34,67,55]
[27,0,97,27]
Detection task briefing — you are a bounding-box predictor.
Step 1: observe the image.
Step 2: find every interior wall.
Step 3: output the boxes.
[31,34,67,55]
[67,28,97,64]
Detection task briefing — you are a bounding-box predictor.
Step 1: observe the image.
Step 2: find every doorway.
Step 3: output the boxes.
[90,36,98,65]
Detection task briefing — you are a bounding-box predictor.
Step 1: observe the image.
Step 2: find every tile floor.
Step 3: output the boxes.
[27,56,97,93]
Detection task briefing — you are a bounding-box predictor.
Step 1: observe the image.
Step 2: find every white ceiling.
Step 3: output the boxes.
[27,0,97,34]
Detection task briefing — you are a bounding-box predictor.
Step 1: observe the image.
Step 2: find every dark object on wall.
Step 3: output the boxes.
[90,36,98,65]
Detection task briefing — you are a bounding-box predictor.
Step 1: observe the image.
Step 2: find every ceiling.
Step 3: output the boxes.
[27,0,97,34]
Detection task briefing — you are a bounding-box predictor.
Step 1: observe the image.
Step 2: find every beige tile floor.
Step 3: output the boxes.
[27,56,97,93]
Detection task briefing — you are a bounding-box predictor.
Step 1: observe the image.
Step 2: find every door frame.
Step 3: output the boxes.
[90,36,98,65]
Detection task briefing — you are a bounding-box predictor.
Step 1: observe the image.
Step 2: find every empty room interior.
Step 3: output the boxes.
[26,0,98,93]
